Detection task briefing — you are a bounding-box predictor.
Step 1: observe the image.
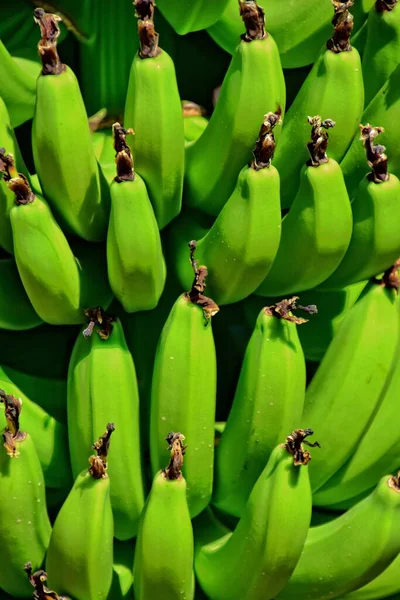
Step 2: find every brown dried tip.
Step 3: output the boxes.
[376,0,397,12]
[88,108,123,132]
[239,0,267,41]
[282,428,321,466]
[251,109,282,170]
[388,471,400,492]
[33,8,65,75]
[89,423,115,479]
[306,116,336,167]
[0,390,27,457]
[0,148,18,181]
[327,0,354,53]
[264,296,318,324]
[379,259,400,292]
[24,562,68,599]
[112,122,135,182]
[83,307,115,340]
[185,241,220,322]
[134,0,155,21]
[163,432,186,480]
[182,101,207,118]
[359,124,389,183]
[138,18,161,58]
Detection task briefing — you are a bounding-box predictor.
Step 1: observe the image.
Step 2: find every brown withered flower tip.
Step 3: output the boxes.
[282,428,321,466]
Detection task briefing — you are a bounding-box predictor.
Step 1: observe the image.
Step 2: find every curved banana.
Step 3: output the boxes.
[362,0,400,106]
[213,298,314,518]
[107,123,166,312]
[0,257,42,331]
[277,473,400,600]
[156,0,230,34]
[133,433,195,600]
[32,9,109,241]
[302,265,400,494]
[0,394,51,598]
[273,0,364,209]
[256,117,353,297]
[150,249,219,518]
[185,0,285,216]
[0,39,36,128]
[46,424,115,600]
[172,112,282,305]
[196,431,317,600]
[124,1,184,230]
[340,553,400,600]
[183,101,208,147]
[67,309,145,540]
[322,128,400,288]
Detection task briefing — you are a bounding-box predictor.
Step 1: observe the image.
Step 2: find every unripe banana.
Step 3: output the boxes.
[256,116,353,297]
[107,123,166,312]
[196,431,317,600]
[339,553,400,600]
[156,0,230,34]
[213,298,316,518]
[46,424,115,600]
[133,433,195,600]
[0,39,36,128]
[150,249,219,518]
[32,9,109,241]
[124,1,184,230]
[0,394,51,598]
[108,539,134,600]
[277,473,400,600]
[67,309,145,540]
[0,257,42,331]
[185,0,285,216]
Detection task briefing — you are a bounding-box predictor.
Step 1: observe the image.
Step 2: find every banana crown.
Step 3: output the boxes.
[263,296,318,325]
[88,422,116,480]
[162,432,186,481]
[24,562,67,600]
[281,428,321,466]
[184,240,219,322]
[0,389,27,457]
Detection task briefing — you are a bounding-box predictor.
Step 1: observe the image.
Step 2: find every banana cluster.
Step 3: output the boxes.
[0,0,400,599]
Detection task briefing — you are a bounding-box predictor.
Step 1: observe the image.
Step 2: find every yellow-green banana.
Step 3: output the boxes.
[133,433,195,600]
[124,1,184,230]
[196,431,317,600]
[46,424,115,600]
[339,553,400,600]
[0,393,51,598]
[156,0,230,34]
[213,298,315,518]
[67,309,145,540]
[32,9,109,241]
[277,473,400,600]
[273,0,364,209]
[107,123,166,312]
[256,116,353,297]
[150,250,219,518]
[0,257,42,331]
[0,39,36,128]
[185,0,285,216]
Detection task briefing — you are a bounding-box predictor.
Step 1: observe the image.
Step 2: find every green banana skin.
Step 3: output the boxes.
[133,469,195,600]
[0,39,37,128]
[256,156,353,297]
[362,0,400,106]
[302,278,400,494]
[156,0,230,35]
[46,467,114,600]
[277,475,400,600]
[193,506,231,549]
[213,303,307,518]
[108,539,135,600]
[318,487,377,512]
[68,317,145,540]
[185,6,286,217]
[340,553,400,600]
[91,127,116,184]
[297,280,368,362]
[0,258,42,330]
[150,292,217,518]
[0,430,51,598]
[196,443,312,600]
[71,237,114,314]
[124,18,184,230]
[182,101,209,147]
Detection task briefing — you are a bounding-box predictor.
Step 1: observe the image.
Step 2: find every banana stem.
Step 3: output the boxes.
[376,0,397,12]
[380,259,400,291]
[163,432,186,480]
[251,110,282,170]
[306,116,336,167]
[33,8,66,75]
[359,124,390,183]
[0,390,27,457]
[89,423,115,479]
[185,241,219,321]
[264,297,318,324]
[239,1,267,41]
[112,123,135,182]
[327,0,354,53]
[24,562,67,600]
[282,429,321,466]
[83,307,115,340]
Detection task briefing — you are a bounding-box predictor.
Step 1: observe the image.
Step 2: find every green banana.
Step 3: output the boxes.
[0,393,51,598]
[89,114,115,184]
[183,101,208,147]
[172,112,282,305]
[67,308,145,540]
[32,9,109,242]
[322,127,400,288]
[274,0,364,209]
[133,433,195,600]
[24,563,68,600]
[156,0,230,34]
[213,298,315,518]
[277,473,400,600]
[150,250,219,518]
[195,431,317,600]
[46,424,115,600]
[0,257,42,331]
[256,116,353,296]
[302,266,400,494]
[124,1,184,230]
[106,123,166,312]
[108,539,135,600]
[362,0,400,106]
[340,553,400,600]
[185,0,285,216]
[0,39,37,128]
